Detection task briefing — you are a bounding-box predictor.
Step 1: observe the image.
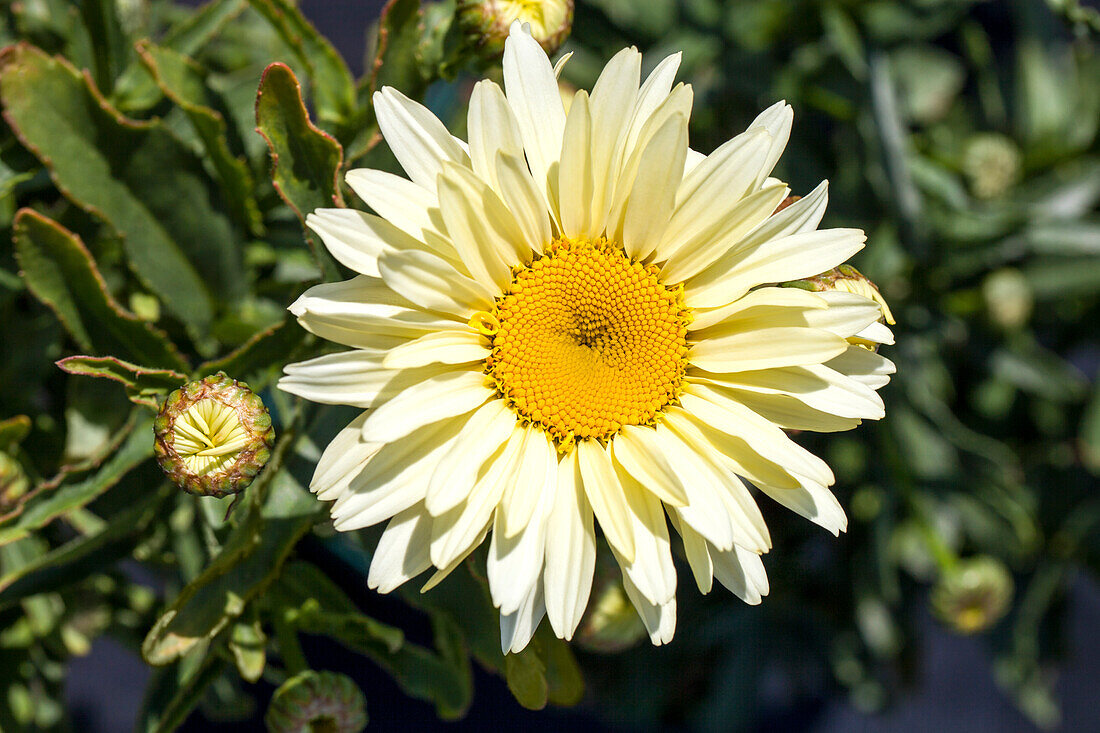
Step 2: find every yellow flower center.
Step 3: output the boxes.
[484,237,689,444]
[172,398,251,475]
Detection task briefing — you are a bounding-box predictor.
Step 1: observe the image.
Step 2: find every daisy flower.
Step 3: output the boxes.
[279,22,894,653]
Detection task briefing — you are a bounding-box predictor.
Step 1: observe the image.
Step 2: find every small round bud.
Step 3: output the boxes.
[574,557,647,653]
[0,452,29,513]
[153,373,274,497]
[982,268,1032,330]
[790,264,896,326]
[963,133,1022,200]
[458,0,574,56]
[265,671,367,733]
[931,556,1014,634]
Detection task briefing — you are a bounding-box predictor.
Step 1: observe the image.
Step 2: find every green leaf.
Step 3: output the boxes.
[137,42,263,237]
[142,465,323,666]
[505,642,549,711]
[196,317,307,390]
[0,44,241,331]
[539,629,584,706]
[367,0,426,96]
[290,599,405,656]
[245,0,356,131]
[13,210,188,371]
[79,0,129,92]
[1079,382,1100,475]
[55,356,187,409]
[0,414,151,545]
[0,481,173,609]
[228,617,266,683]
[0,416,31,452]
[139,648,229,733]
[255,62,343,280]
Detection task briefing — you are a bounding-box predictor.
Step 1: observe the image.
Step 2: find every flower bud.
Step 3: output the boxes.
[0,452,29,513]
[153,373,274,498]
[963,133,1021,200]
[458,0,574,56]
[790,264,896,326]
[574,556,647,653]
[265,671,367,733]
[931,556,1014,634]
[982,268,1032,330]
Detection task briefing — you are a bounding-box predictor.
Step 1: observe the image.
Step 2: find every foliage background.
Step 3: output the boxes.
[0,0,1099,730]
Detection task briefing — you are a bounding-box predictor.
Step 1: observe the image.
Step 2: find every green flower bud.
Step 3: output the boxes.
[963,133,1022,200]
[931,556,1014,634]
[0,452,29,513]
[458,0,574,56]
[265,671,367,733]
[574,556,647,653]
[153,373,274,498]
[982,268,1032,330]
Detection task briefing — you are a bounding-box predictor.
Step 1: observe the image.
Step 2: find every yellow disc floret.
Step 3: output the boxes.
[487,237,690,444]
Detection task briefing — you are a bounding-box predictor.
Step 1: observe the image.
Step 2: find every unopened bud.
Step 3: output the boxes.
[789,264,896,326]
[982,268,1032,330]
[931,556,1013,634]
[963,133,1021,200]
[458,0,574,56]
[265,670,367,733]
[153,373,274,498]
[0,452,29,513]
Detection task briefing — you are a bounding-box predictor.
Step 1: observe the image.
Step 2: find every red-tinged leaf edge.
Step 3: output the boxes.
[57,355,188,409]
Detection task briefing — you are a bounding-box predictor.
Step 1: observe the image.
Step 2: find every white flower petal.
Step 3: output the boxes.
[306,208,428,278]
[488,471,554,614]
[577,440,636,563]
[344,168,443,243]
[651,423,738,551]
[659,183,789,283]
[374,87,469,191]
[618,52,682,174]
[543,450,596,640]
[309,412,378,502]
[425,399,517,516]
[611,426,689,506]
[670,516,713,594]
[613,465,677,606]
[688,286,827,332]
[378,248,493,318]
[501,427,556,537]
[711,544,768,605]
[382,329,489,369]
[503,22,566,213]
[437,162,530,291]
[655,128,772,262]
[689,326,850,373]
[757,476,848,536]
[334,417,467,530]
[280,350,440,408]
[621,573,676,645]
[496,150,552,254]
[587,47,642,235]
[368,504,433,593]
[620,113,688,261]
[359,369,492,442]
[828,345,896,390]
[746,101,793,187]
[724,388,864,433]
[699,364,885,421]
[500,576,546,654]
[468,79,524,191]
[558,90,594,238]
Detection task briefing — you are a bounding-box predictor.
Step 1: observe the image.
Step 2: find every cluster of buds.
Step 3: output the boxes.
[457,0,574,56]
[265,670,367,733]
[931,556,1014,634]
[153,373,274,497]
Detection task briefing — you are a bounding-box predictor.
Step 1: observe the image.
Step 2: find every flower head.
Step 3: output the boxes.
[281,23,894,652]
[154,373,274,497]
[265,671,367,733]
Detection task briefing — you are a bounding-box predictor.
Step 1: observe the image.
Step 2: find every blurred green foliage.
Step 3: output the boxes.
[0,0,1096,730]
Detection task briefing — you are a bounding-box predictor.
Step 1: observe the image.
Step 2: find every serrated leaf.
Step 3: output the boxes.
[245,0,356,131]
[0,414,150,545]
[367,0,425,96]
[12,210,188,371]
[56,355,187,409]
[112,0,249,113]
[505,642,549,711]
[255,62,343,280]
[196,317,307,390]
[137,42,263,237]
[0,44,241,331]
[0,481,173,609]
[0,416,31,452]
[142,463,322,666]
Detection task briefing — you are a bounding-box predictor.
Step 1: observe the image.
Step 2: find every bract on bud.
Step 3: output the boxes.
[458,0,574,56]
[931,556,1014,634]
[153,373,274,497]
[265,670,367,733]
